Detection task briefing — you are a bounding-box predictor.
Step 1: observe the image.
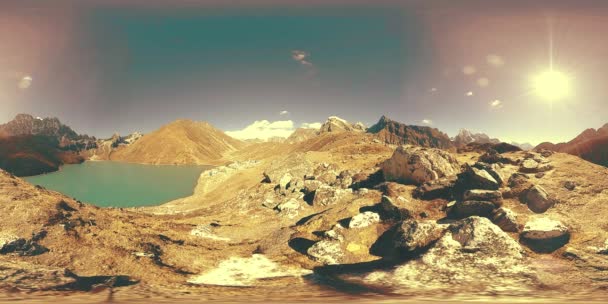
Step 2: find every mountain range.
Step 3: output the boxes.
[1,113,606,176]
[535,123,608,167]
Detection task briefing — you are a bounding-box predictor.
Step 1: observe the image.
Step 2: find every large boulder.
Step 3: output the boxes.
[381,145,460,185]
[520,217,570,253]
[521,185,554,213]
[456,164,500,191]
[361,217,533,292]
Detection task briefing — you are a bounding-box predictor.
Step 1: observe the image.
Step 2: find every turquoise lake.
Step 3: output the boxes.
[24,161,212,207]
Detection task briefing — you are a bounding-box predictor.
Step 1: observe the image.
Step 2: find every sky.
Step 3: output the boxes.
[2,0,608,145]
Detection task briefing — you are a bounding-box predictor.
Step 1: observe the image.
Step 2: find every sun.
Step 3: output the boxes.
[532,69,571,101]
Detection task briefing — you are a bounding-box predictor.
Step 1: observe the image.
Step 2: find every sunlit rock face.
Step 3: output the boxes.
[319,116,366,133]
[381,145,461,185]
[357,217,536,293]
[367,115,453,148]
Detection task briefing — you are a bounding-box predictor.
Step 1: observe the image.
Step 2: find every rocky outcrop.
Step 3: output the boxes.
[381,145,461,185]
[367,116,454,148]
[521,218,570,253]
[362,217,533,292]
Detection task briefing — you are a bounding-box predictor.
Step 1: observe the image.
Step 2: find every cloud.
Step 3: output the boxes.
[477,77,489,87]
[18,75,32,89]
[279,110,289,116]
[421,119,433,125]
[226,120,295,140]
[462,65,476,75]
[486,54,505,67]
[490,99,503,108]
[301,122,322,129]
[292,50,313,66]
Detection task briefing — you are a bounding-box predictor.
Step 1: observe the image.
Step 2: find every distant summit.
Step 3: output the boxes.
[319,116,366,133]
[367,115,453,149]
[452,129,500,147]
[0,114,91,176]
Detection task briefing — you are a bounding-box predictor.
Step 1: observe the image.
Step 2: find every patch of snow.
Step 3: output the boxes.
[188,254,310,286]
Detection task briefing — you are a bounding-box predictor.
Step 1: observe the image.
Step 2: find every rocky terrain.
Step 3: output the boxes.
[536,123,608,167]
[1,114,608,302]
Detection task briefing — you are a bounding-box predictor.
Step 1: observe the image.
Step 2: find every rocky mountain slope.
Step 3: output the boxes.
[0,114,95,176]
[319,116,366,133]
[0,135,84,176]
[536,123,608,166]
[2,127,608,301]
[367,115,453,149]
[0,114,96,150]
[110,119,244,165]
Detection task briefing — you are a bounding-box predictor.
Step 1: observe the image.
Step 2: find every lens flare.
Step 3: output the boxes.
[532,70,571,101]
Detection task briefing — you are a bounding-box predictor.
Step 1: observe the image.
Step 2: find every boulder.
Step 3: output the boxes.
[508,173,533,197]
[362,217,533,292]
[381,145,460,185]
[392,219,446,253]
[463,189,503,206]
[278,173,292,192]
[349,212,381,229]
[492,207,520,232]
[520,159,554,173]
[449,200,497,219]
[379,195,411,221]
[521,185,554,213]
[520,217,570,253]
[413,176,457,200]
[457,164,500,191]
[275,198,303,219]
[473,162,506,186]
[307,240,344,265]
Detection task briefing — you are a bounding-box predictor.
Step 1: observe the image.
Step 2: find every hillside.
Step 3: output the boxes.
[535,123,608,167]
[367,115,453,149]
[110,119,244,165]
[0,135,84,176]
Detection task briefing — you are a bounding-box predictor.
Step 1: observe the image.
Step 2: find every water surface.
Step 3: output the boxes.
[24,161,211,207]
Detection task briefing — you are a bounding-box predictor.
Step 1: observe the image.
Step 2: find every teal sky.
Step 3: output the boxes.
[2,1,608,145]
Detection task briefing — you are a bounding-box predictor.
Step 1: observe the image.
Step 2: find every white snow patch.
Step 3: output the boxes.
[188,254,310,286]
